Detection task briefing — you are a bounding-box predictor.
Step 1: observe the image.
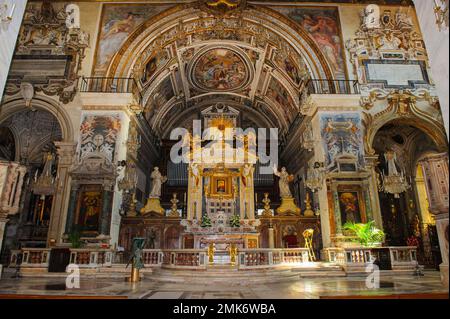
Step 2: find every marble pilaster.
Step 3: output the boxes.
[47,142,77,246]
[64,184,80,235]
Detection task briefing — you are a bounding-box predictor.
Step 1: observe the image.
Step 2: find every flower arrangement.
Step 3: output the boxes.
[407,236,420,247]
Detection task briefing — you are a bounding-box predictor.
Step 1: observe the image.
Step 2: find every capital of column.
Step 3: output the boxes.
[55,141,77,166]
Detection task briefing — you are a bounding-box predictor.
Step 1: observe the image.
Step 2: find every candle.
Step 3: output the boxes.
[9,3,15,19]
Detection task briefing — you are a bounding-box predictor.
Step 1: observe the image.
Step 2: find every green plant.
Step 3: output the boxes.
[201,214,212,227]
[229,214,240,228]
[343,221,385,247]
[68,226,83,248]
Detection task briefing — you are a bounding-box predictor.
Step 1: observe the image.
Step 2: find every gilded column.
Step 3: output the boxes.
[47,142,77,246]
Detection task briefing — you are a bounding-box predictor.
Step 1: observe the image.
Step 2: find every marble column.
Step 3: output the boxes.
[64,184,79,235]
[420,153,449,287]
[100,188,113,235]
[331,185,342,236]
[268,224,275,249]
[365,156,383,229]
[0,216,6,279]
[413,0,449,139]
[317,180,331,248]
[363,181,373,222]
[47,142,77,246]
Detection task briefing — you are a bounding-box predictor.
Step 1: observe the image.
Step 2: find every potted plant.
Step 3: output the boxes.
[68,226,84,248]
[343,221,385,247]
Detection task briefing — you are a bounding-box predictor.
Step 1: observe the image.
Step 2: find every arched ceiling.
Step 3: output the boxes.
[106,3,336,138]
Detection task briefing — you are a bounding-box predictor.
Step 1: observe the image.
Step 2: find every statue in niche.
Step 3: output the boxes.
[146,228,157,249]
[241,164,253,188]
[149,167,167,198]
[191,163,200,187]
[273,165,294,198]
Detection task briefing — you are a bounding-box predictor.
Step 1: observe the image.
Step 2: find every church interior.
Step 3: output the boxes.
[0,0,448,299]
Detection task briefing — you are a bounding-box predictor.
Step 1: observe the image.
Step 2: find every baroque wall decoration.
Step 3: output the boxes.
[5,1,89,104]
[346,5,428,90]
[79,114,122,163]
[320,113,365,170]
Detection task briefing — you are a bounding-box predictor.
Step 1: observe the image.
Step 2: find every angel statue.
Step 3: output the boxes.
[273,164,294,198]
[149,167,167,198]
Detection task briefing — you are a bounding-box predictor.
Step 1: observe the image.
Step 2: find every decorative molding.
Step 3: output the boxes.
[4,1,89,104]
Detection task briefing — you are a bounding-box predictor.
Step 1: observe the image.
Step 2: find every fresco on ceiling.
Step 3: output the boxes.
[266,78,296,121]
[145,77,175,121]
[275,54,303,86]
[274,6,346,78]
[192,48,249,91]
[79,114,122,162]
[93,4,172,76]
[141,51,170,84]
[320,113,364,169]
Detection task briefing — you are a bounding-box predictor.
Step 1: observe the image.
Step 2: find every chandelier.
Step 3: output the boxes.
[380,150,411,198]
[380,171,411,198]
[31,152,57,196]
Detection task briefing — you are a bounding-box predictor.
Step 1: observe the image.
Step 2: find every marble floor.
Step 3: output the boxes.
[0,270,447,299]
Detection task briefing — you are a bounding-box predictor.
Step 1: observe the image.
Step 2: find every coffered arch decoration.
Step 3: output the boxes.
[0,95,75,143]
[362,90,448,156]
[104,3,336,136]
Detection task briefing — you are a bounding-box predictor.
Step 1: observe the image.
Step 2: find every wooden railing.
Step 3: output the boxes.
[238,248,310,269]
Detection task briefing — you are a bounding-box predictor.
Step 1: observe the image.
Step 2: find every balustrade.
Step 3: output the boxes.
[323,246,418,271]
[238,248,310,269]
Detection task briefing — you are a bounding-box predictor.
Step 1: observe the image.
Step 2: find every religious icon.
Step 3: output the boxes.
[78,191,102,231]
[338,192,361,224]
[216,179,226,193]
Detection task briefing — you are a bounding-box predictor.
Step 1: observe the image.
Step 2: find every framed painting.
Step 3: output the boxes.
[337,190,365,224]
[75,186,103,233]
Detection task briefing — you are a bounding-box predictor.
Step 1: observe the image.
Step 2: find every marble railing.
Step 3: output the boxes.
[161,249,207,270]
[238,248,310,269]
[20,248,51,267]
[10,248,114,269]
[323,246,418,271]
[389,247,418,270]
[69,248,113,268]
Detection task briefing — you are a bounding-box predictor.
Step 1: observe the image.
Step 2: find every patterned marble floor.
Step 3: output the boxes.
[0,271,447,299]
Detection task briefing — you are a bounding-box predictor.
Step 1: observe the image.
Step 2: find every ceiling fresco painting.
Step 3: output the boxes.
[191,48,251,92]
[93,3,349,137]
[93,4,174,76]
[272,6,346,79]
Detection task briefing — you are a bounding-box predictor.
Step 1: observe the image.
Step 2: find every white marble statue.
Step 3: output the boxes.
[273,165,293,198]
[149,167,167,198]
